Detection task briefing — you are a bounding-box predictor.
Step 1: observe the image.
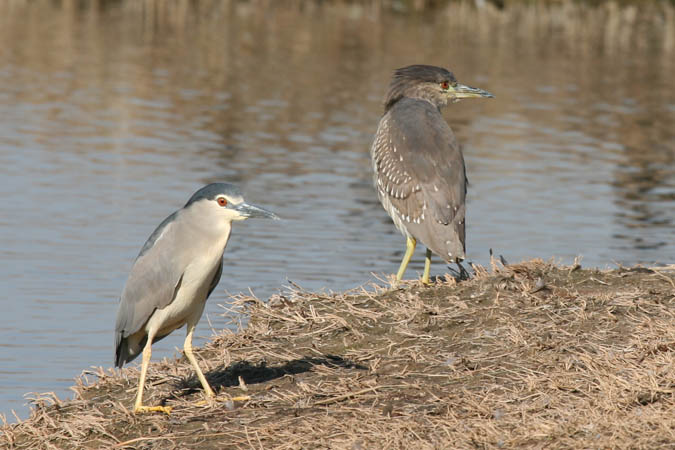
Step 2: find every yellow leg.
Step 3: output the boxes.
[395,237,417,281]
[184,324,215,398]
[422,248,432,285]
[186,324,251,407]
[133,338,172,414]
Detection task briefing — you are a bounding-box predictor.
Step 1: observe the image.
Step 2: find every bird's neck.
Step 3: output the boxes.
[386,95,446,114]
[415,94,447,110]
[190,219,232,256]
[212,222,233,253]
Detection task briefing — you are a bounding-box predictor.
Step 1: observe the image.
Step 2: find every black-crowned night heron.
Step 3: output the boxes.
[114,183,278,414]
[370,65,493,284]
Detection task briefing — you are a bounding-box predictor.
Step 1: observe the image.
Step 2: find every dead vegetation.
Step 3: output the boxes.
[2,259,675,449]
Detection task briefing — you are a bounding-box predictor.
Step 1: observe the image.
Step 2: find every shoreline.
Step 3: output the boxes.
[2,259,674,448]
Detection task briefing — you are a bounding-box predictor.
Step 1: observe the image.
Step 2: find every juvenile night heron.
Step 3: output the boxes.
[370,65,493,284]
[114,183,278,414]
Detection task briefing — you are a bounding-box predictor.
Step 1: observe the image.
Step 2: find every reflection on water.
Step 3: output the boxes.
[0,0,673,420]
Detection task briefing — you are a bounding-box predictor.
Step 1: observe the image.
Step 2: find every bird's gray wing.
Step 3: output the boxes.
[372,113,423,222]
[372,99,467,259]
[114,212,187,344]
[206,257,223,299]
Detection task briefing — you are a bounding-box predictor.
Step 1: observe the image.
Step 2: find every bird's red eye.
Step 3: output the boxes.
[217,197,228,207]
[441,81,450,90]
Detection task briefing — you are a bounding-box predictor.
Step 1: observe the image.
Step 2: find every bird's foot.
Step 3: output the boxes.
[456,261,470,281]
[133,404,173,415]
[194,394,251,407]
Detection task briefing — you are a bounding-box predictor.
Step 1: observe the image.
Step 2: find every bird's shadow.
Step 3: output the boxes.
[171,355,366,398]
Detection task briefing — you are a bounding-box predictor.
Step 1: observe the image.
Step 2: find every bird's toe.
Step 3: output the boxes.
[133,404,173,415]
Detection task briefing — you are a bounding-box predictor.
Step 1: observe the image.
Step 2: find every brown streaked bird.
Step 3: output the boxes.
[370,65,493,284]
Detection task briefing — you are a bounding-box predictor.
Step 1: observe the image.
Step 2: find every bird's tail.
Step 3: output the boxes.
[114,332,144,367]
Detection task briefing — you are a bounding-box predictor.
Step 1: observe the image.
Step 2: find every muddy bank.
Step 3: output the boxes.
[2,260,674,449]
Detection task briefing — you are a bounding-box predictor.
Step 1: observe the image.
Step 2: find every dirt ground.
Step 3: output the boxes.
[1,259,674,449]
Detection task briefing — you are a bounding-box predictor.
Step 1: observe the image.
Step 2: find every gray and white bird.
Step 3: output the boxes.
[114,183,278,414]
[370,65,493,284]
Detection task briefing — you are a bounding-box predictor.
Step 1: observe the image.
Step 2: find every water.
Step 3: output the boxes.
[0,0,673,421]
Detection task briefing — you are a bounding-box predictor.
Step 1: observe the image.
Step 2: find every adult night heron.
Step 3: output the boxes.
[370,65,493,284]
[114,183,278,414]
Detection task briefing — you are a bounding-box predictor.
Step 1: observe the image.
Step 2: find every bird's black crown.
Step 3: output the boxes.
[185,183,242,207]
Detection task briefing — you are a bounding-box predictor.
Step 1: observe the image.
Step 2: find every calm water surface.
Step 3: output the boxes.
[1,0,674,420]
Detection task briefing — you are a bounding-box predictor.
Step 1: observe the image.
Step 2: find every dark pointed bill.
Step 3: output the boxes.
[452,83,494,99]
[234,202,279,219]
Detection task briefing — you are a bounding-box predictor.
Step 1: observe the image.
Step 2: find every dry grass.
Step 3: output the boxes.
[2,259,674,449]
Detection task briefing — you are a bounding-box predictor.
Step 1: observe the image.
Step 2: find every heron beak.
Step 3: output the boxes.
[450,83,494,99]
[234,202,279,220]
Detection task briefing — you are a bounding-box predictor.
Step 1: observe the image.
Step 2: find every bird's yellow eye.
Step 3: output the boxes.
[440,81,450,90]
[217,197,228,207]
